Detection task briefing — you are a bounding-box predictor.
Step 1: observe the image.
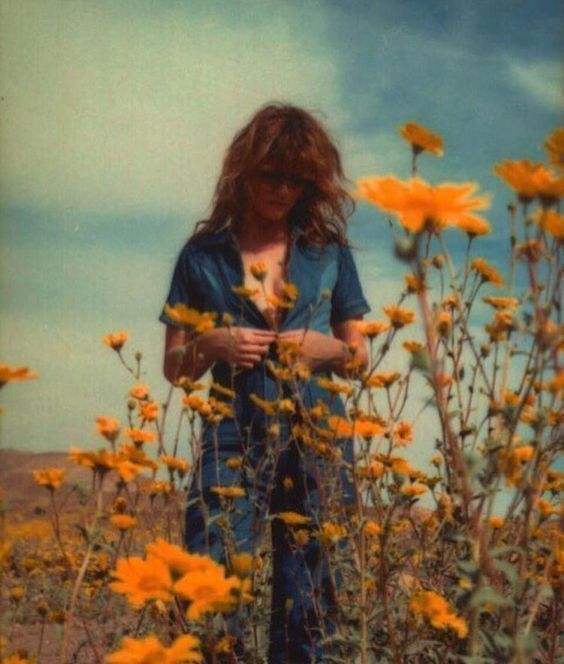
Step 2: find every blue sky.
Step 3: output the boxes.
[1,0,562,457]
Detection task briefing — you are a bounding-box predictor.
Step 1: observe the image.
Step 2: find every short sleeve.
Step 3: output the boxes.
[158,244,203,328]
[330,244,371,324]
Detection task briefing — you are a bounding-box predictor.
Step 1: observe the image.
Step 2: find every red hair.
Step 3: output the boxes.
[191,103,354,246]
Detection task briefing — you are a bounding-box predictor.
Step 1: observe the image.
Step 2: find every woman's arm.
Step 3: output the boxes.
[163,324,277,384]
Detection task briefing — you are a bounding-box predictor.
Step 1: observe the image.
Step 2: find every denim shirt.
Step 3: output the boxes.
[159,226,371,444]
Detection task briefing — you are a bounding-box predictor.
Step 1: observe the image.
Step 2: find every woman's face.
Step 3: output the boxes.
[246,165,306,225]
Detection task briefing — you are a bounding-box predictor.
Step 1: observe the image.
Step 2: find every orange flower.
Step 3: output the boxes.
[392,421,414,446]
[470,258,504,287]
[125,428,156,446]
[250,261,268,281]
[498,445,535,486]
[400,483,426,497]
[106,633,202,664]
[363,520,382,537]
[317,377,353,396]
[515,239,545,262]
[174,566,241,621]
[482,296,519,310]
[230,552,254,578]
[32,468,65,491]
[139,401,159,422]
[210,486,245,499]
[129,384,149,400]
[146,538,219,579]
[494,159,564,205]
[410,590,468,638]
[353,320,390,338]
[110,555,174,607]
[276,511,311,526]
[110,514,138,531]
[399,122,444,156]
[534,209,564,241]
[103,331,128,351]
[353,418,386,439]
[0,364,38,388]
[160,455,190,476]
[489,516,504,529]
[404,274,426,293]
[383,305,416,328]
[366,371,401,388]
[355,176,490,235]
[231,285,260,298]
[544,127,564,169]
[95,416,120,443]
[358,460,385,479]
[210,382,236,399]
[403,340,424,353]
[163,304,216,333]
[318,521,347,546]
[436,311,452,338]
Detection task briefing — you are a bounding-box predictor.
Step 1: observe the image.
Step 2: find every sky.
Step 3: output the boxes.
[1,0,562,464]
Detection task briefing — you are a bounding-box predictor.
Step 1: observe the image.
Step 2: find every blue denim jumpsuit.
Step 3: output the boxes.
[160,225,370,663]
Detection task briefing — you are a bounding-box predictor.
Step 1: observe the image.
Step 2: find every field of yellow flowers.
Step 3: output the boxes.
[1,124,562,663]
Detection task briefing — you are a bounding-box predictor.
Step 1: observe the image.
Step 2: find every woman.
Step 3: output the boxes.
[160,103,370,663]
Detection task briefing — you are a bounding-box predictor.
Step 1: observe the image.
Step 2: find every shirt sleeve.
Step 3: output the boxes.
[158,243,203,328]
[330,244,371,324]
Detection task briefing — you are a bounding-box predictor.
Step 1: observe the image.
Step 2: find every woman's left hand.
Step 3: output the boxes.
[276,328,346,373]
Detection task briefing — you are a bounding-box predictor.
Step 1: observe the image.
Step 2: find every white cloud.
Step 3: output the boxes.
[505,57,563,111]
[0,1,339,216]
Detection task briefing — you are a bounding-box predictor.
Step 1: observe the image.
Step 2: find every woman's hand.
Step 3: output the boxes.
[276,328,348,374]
[200,326,277,370]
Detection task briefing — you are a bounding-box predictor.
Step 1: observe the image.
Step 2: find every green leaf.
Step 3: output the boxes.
[410,349,432,375]
[469,585,514,609]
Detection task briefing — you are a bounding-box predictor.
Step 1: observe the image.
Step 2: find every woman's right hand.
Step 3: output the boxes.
[200,326,277,370]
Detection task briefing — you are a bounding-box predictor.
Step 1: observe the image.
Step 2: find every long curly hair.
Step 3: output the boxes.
[190,103,355,246]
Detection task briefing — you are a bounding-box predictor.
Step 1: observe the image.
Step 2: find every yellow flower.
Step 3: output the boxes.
[95,416,120,443]
[366,372,401,389]
[125,428,156,446]
[436,310,452,338]
[355,176,490,235]
[470,258,505,287]
[544,127,564,169]
[363,520,382,537]
[164,304,217,333]
[249,393,278,416]
[353,320,390,338]
[250,261,268,281]
[410,590,468,638]
[129,383,149,400]
[403,340,424,353]
[174,566,241,621]
[399,122,444,156]
[318,521,347,546]
[276,511,311,526]
[210,486,246,499]
[231,285,260,298]
[106,633,202,664]
[534,209,564,241]
[400,483,427,497]
[383,305,416,328]
[103,331,128,351]
[317,377,353,396]
[494,159,564,204]
[146,538,219,579]
[139,401,159,422]
[230,552,254,578]
[404,274,426,293]
[498,445,535,486]
[210,382,236,399]
[482,296,519,310]
[160,455,190,476]
[110,555,174,608]
[110,514,138,531]
[392,421,414,447]
[0,364,38,388]
[32,468,65,491]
